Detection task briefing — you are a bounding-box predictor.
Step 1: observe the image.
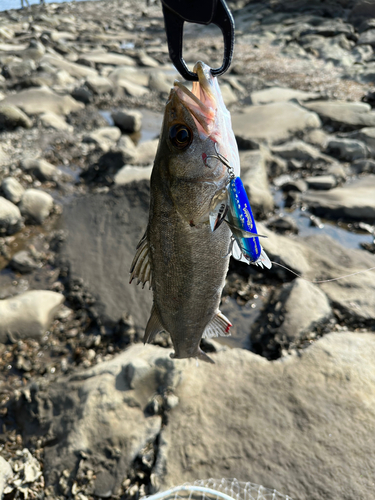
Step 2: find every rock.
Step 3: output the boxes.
[85,75,113,95]
[15,344,175,491]
[83,126,122,152]
[281,179,308,193]
[19,189,54,224]
[357,28,375,47]
[134,139,158,165]
[305,175,337,190]
[10,250,39,274]
[40,111,73,132]
[0,457,13,499]
[0,197,22,235]
[59,181,153,327]
[108,66,150,88]
[21,159,61,181]
[271,140,321,162]
[303,100,375,130]
[116,135,138,163]
[111,110,142,133]
[71,86,93,104]
[138,51,159,67]
[352,127,375,156]
[1,177,24,204]
[220,83,237,106]
[0,290,64,342]
[304,129,329,148]
[250,86,319,105]
[349,0,375,27]
[2,88,84,116]
[78,50,136,67]
[351,159,375,174]
[41,54,98,78]
[153,332,375,500]
[0,105,32,130]
[252,278,332,357]
[302,176,375,220]
[325,137,368,161]
[299,34,355,66]
[240,149,274,216]
[114,165,153,185]
[266,215,299,234]
[232,102,321,145]
[19,40,45,61]
[116,78,148,97]
[6,59,36,79]
[148,72,172,93]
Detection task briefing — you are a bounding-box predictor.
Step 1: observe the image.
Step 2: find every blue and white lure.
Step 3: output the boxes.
[206,144,272,269]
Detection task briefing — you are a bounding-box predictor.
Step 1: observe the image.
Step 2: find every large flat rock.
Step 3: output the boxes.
[301,176,375,220]
[2,88,84,116]
[59,181,153,328]
[157,333,375,500]
[250,86,319,105]
[232,102,321,145]
[303,100,375,130]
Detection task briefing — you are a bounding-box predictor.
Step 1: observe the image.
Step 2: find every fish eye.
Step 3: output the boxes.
[169,124,192,150]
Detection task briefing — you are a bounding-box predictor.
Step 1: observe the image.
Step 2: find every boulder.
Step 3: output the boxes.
[240,149,274,216]
[232,102,321,145]
[0,290,64,342]
[0,105,32,130]
[2,88,84,116]
[0,197,22,235]
[1,177,24,204]
[303,100,375,130]
[19,189,54,224]
[21,159,61,182]
[111,110,142,133]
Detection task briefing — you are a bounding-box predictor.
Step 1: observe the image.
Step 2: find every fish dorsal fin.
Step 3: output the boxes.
[202,310,232,338]
[129,231,152,289]
[144,305,165,344]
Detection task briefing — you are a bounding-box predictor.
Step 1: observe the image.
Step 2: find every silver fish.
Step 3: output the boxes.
[130,62,240,363]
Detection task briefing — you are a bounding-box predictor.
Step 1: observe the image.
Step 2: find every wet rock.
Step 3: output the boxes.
[325,137,368,161]
[111,110,142,133]
[241,149,274,216]
[1,177,25,204]
[40,111,73,132]
[19,189,54,224]
[83,126,122,152]
[352,127,375,156]
[271,140,321,162]
[266,215,299,234]
[357,28,375,47]
[114,165,152,185]
[250,86,319,105]
[59,181,152,327]
[0,105,32,130]
[85,75,113,95]
[305,175,337,190]
[2,88,84,116]
[232,102,321,145]
[71,86,93,104]
[281,179,308,193]
[0,197,22,235]
[0,290,64,342]
[252,278,332,356]
[351,158,375,174]
[157,333,375,500]
[304,100,375,130]
[302,176,375,220]
[21,159,61,182]
[10,250,39,274]
[0,456,13,498]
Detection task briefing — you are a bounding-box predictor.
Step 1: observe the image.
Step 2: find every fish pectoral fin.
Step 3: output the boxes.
[129,230,153,289]
[202,310,232,339]
[144,306,165,344]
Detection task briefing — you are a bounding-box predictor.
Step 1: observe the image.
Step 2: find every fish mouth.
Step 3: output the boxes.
[174,61,217,138]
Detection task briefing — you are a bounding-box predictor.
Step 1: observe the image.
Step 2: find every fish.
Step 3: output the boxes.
[130,61,270,363]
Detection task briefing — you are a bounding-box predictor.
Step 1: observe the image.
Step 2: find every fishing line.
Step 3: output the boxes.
[269,261,375,284]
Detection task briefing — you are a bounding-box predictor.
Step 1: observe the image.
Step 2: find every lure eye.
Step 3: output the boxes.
[169,124,192,150]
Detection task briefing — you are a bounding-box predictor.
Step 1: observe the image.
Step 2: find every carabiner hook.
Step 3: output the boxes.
[161,0,235,81]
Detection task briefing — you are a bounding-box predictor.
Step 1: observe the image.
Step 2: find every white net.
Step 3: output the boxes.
[147,478,293,500]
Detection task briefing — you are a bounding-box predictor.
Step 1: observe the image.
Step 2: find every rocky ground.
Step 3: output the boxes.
[0,0,375,499]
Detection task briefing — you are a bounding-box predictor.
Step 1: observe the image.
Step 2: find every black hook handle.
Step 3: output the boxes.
[161,0,235,81]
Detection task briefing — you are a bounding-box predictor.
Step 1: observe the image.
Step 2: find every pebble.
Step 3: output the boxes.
[85,75,113,95]
[21,159,61,182]
[40,111,73,133]
[19,189,54,224]
[0,104,32,130]
[10,250,39,274]
[1,177,25,204]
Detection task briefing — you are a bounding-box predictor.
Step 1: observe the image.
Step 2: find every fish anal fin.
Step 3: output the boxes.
[129,231,153,288]
[202,310,232,339]
[144,305,165,344]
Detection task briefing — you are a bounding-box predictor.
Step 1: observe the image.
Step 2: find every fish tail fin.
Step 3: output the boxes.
[144,305,164,344]
[202,310,232,338]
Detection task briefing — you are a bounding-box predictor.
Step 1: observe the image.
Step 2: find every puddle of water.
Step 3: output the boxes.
[98,110,115,127]
[216,295,264,350]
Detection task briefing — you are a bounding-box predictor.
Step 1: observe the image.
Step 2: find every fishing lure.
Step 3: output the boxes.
[206,143,272,269]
